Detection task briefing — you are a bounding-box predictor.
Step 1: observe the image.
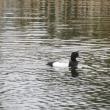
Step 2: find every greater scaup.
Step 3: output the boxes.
[47,51,79,69]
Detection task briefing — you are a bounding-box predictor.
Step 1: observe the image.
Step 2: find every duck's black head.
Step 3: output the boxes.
[71,51,79,61]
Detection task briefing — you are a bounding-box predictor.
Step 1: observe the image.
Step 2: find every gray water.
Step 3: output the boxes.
[0,0,110,110]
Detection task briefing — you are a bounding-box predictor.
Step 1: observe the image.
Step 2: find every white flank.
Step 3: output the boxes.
[53,62,68,68]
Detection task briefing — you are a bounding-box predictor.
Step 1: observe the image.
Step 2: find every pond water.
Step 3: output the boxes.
[0,0,110,110]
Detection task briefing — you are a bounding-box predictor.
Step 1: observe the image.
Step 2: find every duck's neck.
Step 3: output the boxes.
[69,58,78,68]
[71,58,77,61]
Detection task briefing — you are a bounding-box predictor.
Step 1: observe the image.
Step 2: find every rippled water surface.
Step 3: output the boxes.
[0,0,110,110]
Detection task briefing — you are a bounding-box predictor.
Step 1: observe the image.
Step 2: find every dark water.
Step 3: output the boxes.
[0,0,110,110]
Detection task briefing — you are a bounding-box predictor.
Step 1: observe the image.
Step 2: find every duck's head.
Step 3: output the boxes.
[71,51,79,61]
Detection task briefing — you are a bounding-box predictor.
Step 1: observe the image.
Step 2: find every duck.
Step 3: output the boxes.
[47,51,79,69]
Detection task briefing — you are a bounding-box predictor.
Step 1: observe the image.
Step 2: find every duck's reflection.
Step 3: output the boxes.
[70,68,79,77]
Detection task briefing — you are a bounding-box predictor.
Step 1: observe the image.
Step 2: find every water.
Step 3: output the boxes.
[0,0,110,110]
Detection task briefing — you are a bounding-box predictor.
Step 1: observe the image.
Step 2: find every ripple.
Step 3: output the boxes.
[0,0,110,110]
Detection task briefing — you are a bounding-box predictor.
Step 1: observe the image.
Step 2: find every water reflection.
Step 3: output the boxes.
[70,68,79,77]
[46,0,110,38]
[0,0,109,38]
[0,0,110,110]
